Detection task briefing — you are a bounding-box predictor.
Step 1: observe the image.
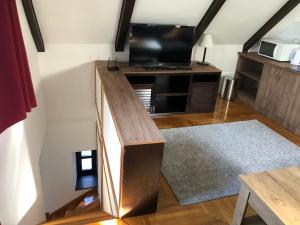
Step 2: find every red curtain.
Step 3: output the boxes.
[0,0,37,134]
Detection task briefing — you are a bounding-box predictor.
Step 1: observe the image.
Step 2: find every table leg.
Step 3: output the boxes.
[232,183,250,225]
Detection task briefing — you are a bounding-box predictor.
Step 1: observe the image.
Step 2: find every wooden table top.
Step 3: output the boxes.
[96,61,165,146]
[240,167,300,225]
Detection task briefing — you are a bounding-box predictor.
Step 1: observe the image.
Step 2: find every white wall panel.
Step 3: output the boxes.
[102,93,122,206]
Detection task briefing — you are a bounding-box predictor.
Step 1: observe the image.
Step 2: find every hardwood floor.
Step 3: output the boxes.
[153,97,300,146]
[90,97,300,225]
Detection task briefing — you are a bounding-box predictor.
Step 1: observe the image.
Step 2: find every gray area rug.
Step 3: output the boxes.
[161,120,300,206]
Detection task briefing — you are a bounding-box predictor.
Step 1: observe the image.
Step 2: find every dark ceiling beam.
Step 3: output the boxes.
[243,0,300,52]
[115,0,136,52]
[21,0,45,52]
[193,0,226,45]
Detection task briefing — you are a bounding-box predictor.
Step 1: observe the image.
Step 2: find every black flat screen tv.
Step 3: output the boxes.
[129,24,195,67]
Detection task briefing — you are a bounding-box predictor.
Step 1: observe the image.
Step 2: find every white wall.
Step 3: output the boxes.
[193,45,242,76]
[38,44,125,212]
[0,1,47,225]
[38,44,114,120]
[40,119,96,213]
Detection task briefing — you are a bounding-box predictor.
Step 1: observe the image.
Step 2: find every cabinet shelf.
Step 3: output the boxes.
[156,92,188,97]
[238,70,261,82]
[237,88,257,108]
[155,95,188,114]
[155,75,190,94]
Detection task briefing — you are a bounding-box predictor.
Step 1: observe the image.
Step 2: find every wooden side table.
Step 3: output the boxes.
[232,167,300,225]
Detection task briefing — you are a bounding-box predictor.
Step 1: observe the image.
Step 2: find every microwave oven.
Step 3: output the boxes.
[258,39,300,62]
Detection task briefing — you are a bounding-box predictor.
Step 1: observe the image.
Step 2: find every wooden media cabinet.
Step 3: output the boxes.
[119,63,222,114]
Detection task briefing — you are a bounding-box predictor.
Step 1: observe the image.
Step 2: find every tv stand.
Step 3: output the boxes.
[119,62,222,114]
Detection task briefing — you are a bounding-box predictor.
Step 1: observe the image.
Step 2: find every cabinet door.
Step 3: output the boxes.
[256,66,300,136]
[189,82,218,113]
[255,65,282,115]
[276,70,300,135]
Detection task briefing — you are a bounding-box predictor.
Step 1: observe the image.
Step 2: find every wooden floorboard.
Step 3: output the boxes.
[90,97,300,225]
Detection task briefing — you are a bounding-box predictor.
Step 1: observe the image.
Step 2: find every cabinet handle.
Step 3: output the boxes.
[275,72,279,81]
[275,71,282,81]
[278,72,282,81]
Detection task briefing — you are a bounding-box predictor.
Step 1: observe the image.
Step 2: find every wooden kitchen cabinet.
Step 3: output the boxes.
[278,69,300,134]
[256,66,298,125]
[236,52,300,136]
[255,64,281,115]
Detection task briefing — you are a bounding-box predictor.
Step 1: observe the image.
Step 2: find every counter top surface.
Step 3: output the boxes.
[96,61,165,146]
[239,52,300,74]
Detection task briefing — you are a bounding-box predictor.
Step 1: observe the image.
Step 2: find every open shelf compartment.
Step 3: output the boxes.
[237,75,259,107]
[237,57,264,82]
[155,75,190,94]
[154,95,188,113]
[126,75,155,113]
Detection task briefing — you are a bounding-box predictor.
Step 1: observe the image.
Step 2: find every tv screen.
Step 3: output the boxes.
[129,24,195,67]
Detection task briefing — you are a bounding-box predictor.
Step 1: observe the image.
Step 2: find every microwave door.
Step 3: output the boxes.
[259,41,277,58]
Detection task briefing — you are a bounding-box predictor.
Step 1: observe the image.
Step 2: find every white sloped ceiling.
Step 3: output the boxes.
[32,0,300,45]
[205,0,287,44]
[266,4,300,42]
[131,0,212,26]
[32,0,123,44]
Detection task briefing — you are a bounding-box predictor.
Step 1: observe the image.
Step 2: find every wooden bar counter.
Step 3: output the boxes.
[95,61,165,218]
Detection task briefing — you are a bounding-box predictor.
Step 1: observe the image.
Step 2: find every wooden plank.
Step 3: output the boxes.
[193,0,226,45]
[21,0,45,52]
[115,0,136,51]
[243,0,300,52]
